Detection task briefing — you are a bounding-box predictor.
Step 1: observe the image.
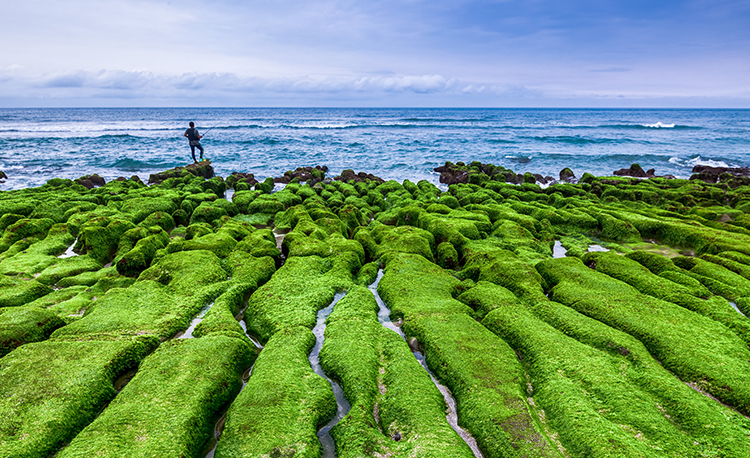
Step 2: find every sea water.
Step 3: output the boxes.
[1,107,749,190]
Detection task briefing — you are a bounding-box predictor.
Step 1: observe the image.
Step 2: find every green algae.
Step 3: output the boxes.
[584,251,750,344]
[0,338,156,458]
[537,256,750,415]
[245,254,354,342]
[214,326,335,458]
[480,282,750,458]
[0,307,65,357]
[0,275,53,307]
[35,254,103,286]
[321,287,476,458]
[59,336,253,458]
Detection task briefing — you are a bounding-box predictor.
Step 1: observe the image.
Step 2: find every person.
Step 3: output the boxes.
[184,121,204,163]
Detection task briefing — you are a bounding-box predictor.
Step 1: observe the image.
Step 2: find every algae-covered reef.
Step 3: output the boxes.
[2,160,750,457]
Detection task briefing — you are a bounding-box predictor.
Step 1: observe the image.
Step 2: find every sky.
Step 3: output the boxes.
[1,0,749,107]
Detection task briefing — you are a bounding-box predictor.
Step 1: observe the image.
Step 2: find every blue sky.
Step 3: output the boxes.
[1,0,748,107]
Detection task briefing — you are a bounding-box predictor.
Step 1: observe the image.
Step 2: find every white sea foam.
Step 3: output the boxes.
[668,156,730,168]
[686,156,730,168]
[643,122,675,128]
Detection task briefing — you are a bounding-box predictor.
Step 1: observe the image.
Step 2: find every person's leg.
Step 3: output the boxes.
[190,145,197,162]
[197,144,204,160]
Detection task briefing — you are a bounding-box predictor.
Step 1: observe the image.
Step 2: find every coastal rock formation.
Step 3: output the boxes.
[225,172,258,191]
[273,166,328,185]
[613,163,649,178]
[690,164,750,186]
[434,161,523,185]
[147,160,215,185]
[2,161,750,458]
[334,168,385,184]
[74,174,106,189]
[559,167,576,182]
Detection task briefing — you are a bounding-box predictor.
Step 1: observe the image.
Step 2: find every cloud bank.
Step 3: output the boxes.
[1,0,749,107]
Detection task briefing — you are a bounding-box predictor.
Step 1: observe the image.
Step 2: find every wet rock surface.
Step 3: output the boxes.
[1,160,750,457]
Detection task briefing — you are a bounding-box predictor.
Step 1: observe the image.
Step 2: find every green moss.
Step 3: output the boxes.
[407,312,559,458]
[35,254,103,286]
[233,228,280,260]
[0,338,156,458]
[245,254,354,341]
[214,326,335,458]
[355,261,379,286]
[59,336,253,458]
[0,307,65,357]
[192,284,250,339]
[0,218,55,254]
[115,227,170,277]
[138,250,228,297]
[0,275,54,307]
[138,211,175,232]
[120,197,178,224]
[536,256,750,415]
[378,253,473,320]
[436,241,458,269]
[481,288,750,458]
[189,201,229,226]
[322,289,475,457]
[585,251,750,344]
[674,256,750,300]
[182,232,238,258]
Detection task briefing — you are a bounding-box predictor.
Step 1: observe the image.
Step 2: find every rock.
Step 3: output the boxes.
[226,172,258,189]
[613,163,647,178]
[559,168,576,182]
[334,169,385,184]
[690,165,750,185]
[274,166,328,185]
[0,171,7,180]
[74,174,106,189]
[148,161,214,185]
[533,174,548,185]
[434,161,518,185]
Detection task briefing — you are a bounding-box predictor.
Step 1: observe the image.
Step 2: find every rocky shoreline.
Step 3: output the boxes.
[2,160,750,457]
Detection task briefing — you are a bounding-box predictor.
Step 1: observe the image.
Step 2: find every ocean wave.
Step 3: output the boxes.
[398,117,487,123]
[669,156,731,168]
[600,123,700,130]
[526,135,638,145]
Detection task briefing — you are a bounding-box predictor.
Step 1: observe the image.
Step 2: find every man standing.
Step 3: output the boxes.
[184,121,204,163]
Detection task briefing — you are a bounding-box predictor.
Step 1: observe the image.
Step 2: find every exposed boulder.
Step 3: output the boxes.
[613,163,648,178]
[334,169,385,184]
[74,174,106,189]
[273,166,328,185]
[559,168,576,182]
[148,161,214,185]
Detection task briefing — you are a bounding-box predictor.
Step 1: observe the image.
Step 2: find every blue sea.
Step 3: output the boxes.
[1,108,749,190]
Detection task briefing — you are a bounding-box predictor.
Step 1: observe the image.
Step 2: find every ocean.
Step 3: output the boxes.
[1,107,749,190]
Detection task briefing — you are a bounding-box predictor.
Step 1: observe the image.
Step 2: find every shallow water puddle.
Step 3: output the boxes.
[552,241,567,258]
[369,270,484,458]
[223,188,235,202]
[729,302,747,317]
[58,239,79,258]
[309,292,350,458]
[587,244,609,252]
[177,302,214,339]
